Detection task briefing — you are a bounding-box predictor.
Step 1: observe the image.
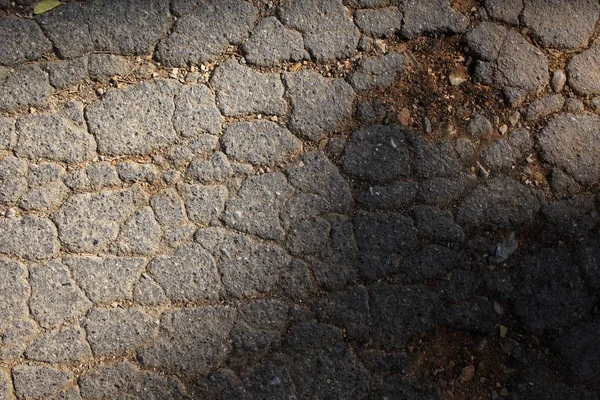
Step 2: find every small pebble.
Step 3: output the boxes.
[423,117,432,133]
[449,74,467,86]
[551,70,566,92]
[499,387,509,397]
[592,96,600,113]
[499,124,508,134]
[564,98,584,113]
[509,111,520,126]
[398,108,411,126]
[459,365,475,382]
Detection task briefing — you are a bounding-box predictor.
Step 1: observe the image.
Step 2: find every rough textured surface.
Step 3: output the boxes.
[29,262,92,329]
[568,44,600,95]
[1,2,600,398]
[538,113,600,184]
[53,186,147,253]
[242,17,308,66]
[0,16,52,66]
[0,65,54,113]
[16,104,96,163]
[211,58,286,117]
[464,21,548,104]
[521,0,599,49]
[402,0,468,39]
[86,81,177,155]
[148,243,221,302]
[156,0,258,66]
[0,215,59,260]
[222,120,301,165]
[279,0,359,61]
[285,70,356,141]
[137,306,236,375]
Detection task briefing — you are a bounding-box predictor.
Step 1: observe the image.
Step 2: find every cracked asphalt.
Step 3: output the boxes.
[1,0,600,399]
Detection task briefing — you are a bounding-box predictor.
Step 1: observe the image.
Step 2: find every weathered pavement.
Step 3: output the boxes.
[1,0,600,398]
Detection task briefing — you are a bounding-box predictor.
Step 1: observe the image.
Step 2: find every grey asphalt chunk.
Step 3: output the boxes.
[85,81,178,156]
[402,0,468,39]
[0,65,54,113]
[53,185,148,253]
[567,44,600,96]
[83,307,158,356]
[354,7,402,38]
[0,16,53,66]
[156,0,258,66]
[148,243,221,302]
[113,206,163,256]
[348,52,406,91]
[0,258,38,363]
[521,0,600,50]
[483,0,523,25]
[279,0,359,61]
[456,176,540,231]
[26,324,92,363]
[222,120,301,166]
[173,84,222,137]
[178,182,228,225]
[12,365,74,400]
[82,0,172,55]
[137,306,236,375]
[36,2,93,59]
[222,172,294,241]
[0,117,16,151]
[284,70,356,141]
[538,113,600,185]
[464,22,549,105]
[0,215,59,260]
[29,261,92,329]
[342,124,410,183]
[65,255,147,304]
[16,103,97,163]
[44,57,89,89]
[211,58,287,117]
[243,17,308,67]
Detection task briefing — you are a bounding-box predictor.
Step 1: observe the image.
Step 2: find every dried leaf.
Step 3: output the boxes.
[499,325,508,338]
[34,0,61,14]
